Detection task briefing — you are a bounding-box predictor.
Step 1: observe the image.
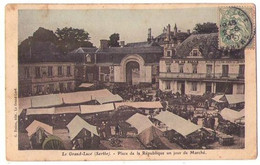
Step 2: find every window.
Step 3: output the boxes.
[192,64,197,73]
[48,84,54,93]
[35,67,41,78]
[100,74,104,82]
[206,65,212,77]
[237,84,245,94]
[222,65,229,77]
[24,67,30,78]
[192,82,197,91]
[165,81,171,90]
[167,51,171,57]
[48,66,53,77]
[36,85,43,94]
[192,50,198,56]
[67,82,72,91]
[166,64,171,72]
[239,64,245,78]
[86,54,91,62]
[58,66,63,76]
[59,83,64,92]
[179,64,184,73]
[67,66,71,76]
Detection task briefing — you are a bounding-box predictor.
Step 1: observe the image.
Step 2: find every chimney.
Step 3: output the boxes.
[174,23,177,36]
[100,40,109,49]
[147,28,152,42]
[187,29,191,35]
[166,24,171,41]
[120,41,125,47]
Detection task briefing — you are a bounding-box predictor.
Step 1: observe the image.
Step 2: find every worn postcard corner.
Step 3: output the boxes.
[5,3,257,161]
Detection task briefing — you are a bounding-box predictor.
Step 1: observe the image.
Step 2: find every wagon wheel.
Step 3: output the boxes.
[42,135,65,150]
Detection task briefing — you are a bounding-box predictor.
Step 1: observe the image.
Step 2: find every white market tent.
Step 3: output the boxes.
[225,94,244,104]
[78,83,94,88]
[67,115,99,140]
[154,111,201,137]
[18,97,32,115]
[220,108,245,123]
[31,94,63,108]
[96,94,123,104]
[115,101,163,109]
[126,113,163,145]
[26,107,55,115]
[26,120,53,137]
[55,105,81,114]
[126,113,154,134]
[80,103,115,114]
[212,95,225,103]
[61,89,114,104]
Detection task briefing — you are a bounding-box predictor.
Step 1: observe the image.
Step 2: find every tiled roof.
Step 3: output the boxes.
[175,33,244,58]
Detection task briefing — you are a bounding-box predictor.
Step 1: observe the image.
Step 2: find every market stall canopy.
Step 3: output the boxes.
[26,120,53,137]
[137,125,163,146]
[18,97,32,115]
[80,103,115,114]
[96,94,123,104]
[78,83,94,88]
[225,94,244,104]
[61,89,114,104]
[212,95,225,103]
[220,108,245,123]
[55,105,81,114]
[31,94,63,108]
[126,113,154,134]
[115,101,163,109]
[67,115,99,140]
[26,107,55,115]
[154,111,201,137]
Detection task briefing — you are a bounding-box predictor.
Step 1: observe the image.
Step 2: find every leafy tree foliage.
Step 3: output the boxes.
[108,33,120,47]
[193,22,218,34]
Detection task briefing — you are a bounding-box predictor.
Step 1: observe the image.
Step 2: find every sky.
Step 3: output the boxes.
[18,8,218,47]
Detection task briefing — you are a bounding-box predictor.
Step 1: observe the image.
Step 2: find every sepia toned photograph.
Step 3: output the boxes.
[5,4,256,160]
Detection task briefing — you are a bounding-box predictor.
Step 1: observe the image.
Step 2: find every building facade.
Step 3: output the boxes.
[19,62,76,96]
[159,33,245,95]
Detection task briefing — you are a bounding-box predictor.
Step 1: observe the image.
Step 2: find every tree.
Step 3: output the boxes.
[193,22,218,34]
[55,27,93,53]
[108,33,120,47]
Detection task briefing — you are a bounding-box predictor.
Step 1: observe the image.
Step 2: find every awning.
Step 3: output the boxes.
[31,94,63,108]
[18,97,32,115]
[126,113,154,134]
[26,120,53,137]
[78,83,94,88]
[225,95,244,104]
[55,105,81,114]
[80,103,115,114]
[115,101,163,109]
[96,94,123,104]
[220,108,245,123]
[154,111,201,137]
[61,89,114,104]
[67,115,99,140]
[212,95,225,103]
[26,107,55,115]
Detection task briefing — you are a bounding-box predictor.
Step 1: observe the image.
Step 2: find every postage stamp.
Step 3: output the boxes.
[5,4,256,161]
[219,6,255,50]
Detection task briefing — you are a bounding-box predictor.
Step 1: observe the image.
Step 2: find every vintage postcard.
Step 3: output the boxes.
[5,4,256,160]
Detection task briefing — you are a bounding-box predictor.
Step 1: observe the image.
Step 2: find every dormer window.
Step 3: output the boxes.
[193,50,198,56]
[189,49,201,57]
[86,54,91,62]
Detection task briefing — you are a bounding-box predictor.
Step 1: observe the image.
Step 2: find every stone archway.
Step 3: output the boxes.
[120,54,145,84]
[126,61,140,85]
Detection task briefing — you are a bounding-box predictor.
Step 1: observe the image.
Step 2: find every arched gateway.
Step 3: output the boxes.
[114,54,151,84]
